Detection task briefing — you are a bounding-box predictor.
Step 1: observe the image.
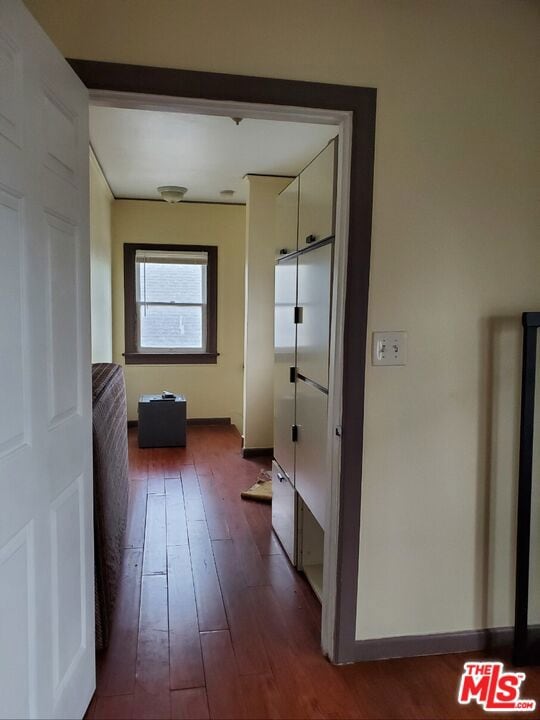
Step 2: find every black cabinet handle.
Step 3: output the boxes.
[306,234,317,244]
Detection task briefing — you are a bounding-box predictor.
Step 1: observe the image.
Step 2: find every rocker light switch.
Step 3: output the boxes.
[372,331,407,366]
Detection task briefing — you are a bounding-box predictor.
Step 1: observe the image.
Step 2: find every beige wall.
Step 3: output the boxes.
[112,200,245,427]
[243,175,291,450]
[26,0,540,642]
[89,149,113,363]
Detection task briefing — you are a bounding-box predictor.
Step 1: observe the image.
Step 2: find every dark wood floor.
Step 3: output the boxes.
[86,425,540,719]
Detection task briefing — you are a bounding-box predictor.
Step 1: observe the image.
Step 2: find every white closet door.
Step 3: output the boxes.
[296,242,333,390]
[276,176,299,254]
[298,139,337,249]
[0,2,93,718]
[295,380,328,530]
[273,256,297,482]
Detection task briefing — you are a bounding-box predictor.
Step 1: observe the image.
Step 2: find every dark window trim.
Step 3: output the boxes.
[123,242,218,365]
[70,58,376,664]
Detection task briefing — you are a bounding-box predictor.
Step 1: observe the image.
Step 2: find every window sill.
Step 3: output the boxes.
[124,352,218,365]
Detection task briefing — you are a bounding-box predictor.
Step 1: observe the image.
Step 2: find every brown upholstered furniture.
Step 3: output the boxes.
[91,363,129,650]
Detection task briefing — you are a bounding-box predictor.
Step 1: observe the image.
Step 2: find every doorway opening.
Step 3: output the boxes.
[76,59,376,668]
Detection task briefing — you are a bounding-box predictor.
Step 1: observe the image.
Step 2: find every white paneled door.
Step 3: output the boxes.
[0,2,94,718]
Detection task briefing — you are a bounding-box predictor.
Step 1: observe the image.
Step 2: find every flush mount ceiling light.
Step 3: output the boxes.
[220,189,235,198]
[157,186,188,203]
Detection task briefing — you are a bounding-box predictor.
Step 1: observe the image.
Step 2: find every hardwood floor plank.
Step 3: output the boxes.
[187,519,228,632]
[167,544,205,690]
[165,477,189,547]
[124,480,148,550]
[250,585,361,720]
[197,470,231,541]
[170,688,210,720]
[202,463,271,589]
[142,493,167,575]
[239,673,285,720]
[212,539,270,676]
[92,694,134,720]
[134,574,170,719]
[128,434,149,481]
[246,586,321,720]
[261,552,321,636]
[97,548,143,696]
[242,501,281,557]
[148,474,166,495]
[149,448,181,480]
[200,630,247,720]
[223,499,270,587]
[181,465,206,522]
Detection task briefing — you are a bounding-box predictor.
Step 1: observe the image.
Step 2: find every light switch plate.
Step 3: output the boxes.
[372,331,407,366]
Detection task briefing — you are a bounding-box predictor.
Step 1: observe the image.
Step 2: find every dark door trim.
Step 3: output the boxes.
[70,59,376,663]
[514,311,540,666]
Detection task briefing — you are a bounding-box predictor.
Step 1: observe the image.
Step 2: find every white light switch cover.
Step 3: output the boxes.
[372,331,407,365]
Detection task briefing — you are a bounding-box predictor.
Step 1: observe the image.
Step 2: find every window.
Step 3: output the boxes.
[123,244,218,364]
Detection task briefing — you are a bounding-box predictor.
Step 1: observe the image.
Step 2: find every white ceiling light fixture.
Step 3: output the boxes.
[157,185,188,203]
[220,189,235,198]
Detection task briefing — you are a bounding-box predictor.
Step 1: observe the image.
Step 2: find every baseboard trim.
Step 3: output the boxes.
[342,626,514,663]
[242,447,274,458]
[127,417,231,428]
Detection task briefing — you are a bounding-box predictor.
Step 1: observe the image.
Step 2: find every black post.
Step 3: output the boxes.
[514,312,540,665]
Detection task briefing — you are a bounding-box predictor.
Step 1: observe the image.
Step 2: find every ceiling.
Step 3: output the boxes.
[89,106,337,204]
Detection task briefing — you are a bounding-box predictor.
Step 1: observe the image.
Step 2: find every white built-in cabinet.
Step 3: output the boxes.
[298,141,337,249]
[272,137,337,600]
[275,176,299,255]
[296,241,333,390]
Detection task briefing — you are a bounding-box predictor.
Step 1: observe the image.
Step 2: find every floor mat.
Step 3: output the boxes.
[241,469,272,503]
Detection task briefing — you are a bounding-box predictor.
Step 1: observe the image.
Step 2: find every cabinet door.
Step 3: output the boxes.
[298,139,337,249]
[274,256,297,482]
[271,461,297,565]
[296,242,333,389]
[276,176,299,254]
[295,379,329,530]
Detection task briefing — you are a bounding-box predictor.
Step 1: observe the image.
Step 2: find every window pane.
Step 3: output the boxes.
[137,262,205,304]
[139,305,203,349]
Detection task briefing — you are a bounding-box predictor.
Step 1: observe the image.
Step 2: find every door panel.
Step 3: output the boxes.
[296,242,333,390]
[276,176,299,254]
[0,2,93,718]
[298,139,337,249]
[274,256,297,482]
[295,380,329,531]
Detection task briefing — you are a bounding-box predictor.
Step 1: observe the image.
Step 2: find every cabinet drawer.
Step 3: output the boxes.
[271,461,297,565]
[298,139,337,249]
[295,380,328,531]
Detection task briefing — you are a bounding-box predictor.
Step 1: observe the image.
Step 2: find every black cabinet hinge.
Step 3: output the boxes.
[292,424,298,442]
[294,306,303,324]
[289,366,296,383]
